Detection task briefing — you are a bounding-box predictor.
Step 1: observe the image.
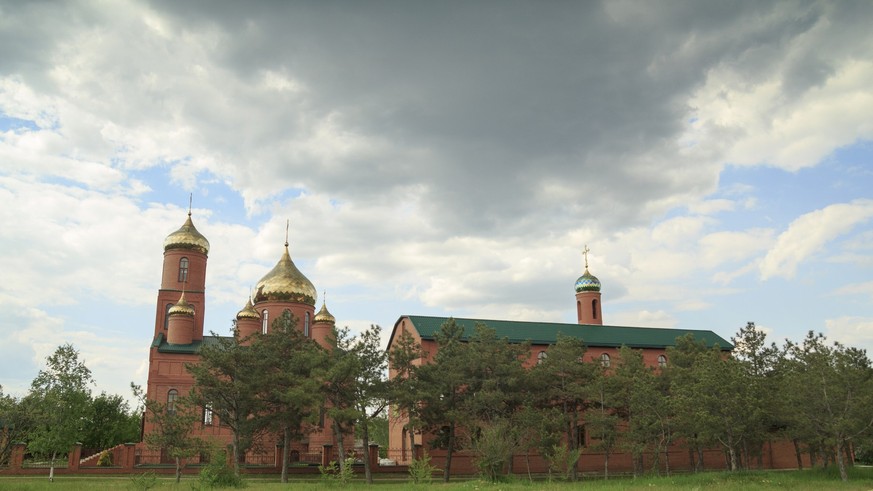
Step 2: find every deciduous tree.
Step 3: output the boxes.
[27,344,93,481]
[0,386,34,467]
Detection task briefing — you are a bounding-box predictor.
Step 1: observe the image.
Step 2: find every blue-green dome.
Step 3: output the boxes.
[574,269,601,292]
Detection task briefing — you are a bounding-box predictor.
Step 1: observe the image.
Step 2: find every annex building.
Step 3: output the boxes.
[385,251,802,474]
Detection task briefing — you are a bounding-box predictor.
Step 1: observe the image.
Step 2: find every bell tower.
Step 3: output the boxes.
[575,245,602,325]
[153,200,209,342]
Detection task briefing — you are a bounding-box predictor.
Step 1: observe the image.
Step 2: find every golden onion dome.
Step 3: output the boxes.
[236,298,260,320]
[254,245,317,306]
[168,292,195,316]
[314,302,336,324]
[164,213,210,255]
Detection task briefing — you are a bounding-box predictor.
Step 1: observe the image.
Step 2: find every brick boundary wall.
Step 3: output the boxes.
[1,441,807,477]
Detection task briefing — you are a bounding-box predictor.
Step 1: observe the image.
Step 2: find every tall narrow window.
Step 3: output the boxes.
[576,301,582,320]
[592,299,598,319]
[304,312,310,337]
[262,309,269,334]
[401,428,408,461]
[203,404,213,425]
[657,355,667,368]
[600,353,610,368]
[164,303,173,330]
[178,257,189,283]
[576,425,586,448]
[167,389,178,415]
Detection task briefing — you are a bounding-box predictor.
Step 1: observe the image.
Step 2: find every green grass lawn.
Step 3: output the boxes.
[1,467,872,490]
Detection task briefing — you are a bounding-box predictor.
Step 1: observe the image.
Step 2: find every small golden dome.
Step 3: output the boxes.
[314,302,335,324]
[254,245,317,306]
[164,213,210,255]
[236,298,260,320]
[168,293,195,316]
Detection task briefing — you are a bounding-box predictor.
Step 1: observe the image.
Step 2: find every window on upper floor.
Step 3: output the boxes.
[203,404,213,425]
[657,354,667,368]
[178,257,189,283]
[164,303,173,330]
[600,353,610,368]
[262,309,269,334]
[304,312,310,337]
[167,389,178,415]
[537,351,548,365]
[592,299,598,319]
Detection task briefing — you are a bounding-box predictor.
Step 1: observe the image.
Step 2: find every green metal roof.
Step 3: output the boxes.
[152,333,231,354]
[401,315,733,350]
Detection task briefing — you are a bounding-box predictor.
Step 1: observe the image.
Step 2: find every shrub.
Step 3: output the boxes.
[195,447,244,489]
[545,443,581,481]
[473,421,515,482]
[408,454,438,484]
[319,456,355,485]
[97,450,113,467]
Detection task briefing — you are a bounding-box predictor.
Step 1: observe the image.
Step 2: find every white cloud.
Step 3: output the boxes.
[2,1,873,397]
[608,310,677,328]
[832,281,873,300]
[825,316,873,355]
[760,200,873,280]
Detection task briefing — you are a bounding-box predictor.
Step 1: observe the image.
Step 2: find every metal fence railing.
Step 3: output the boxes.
[21,457,69,469]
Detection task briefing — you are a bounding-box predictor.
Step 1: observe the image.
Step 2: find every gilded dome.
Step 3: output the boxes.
[314,302,336,324]
[574,269,601,293]
[236,298,260,320]
[254,245,317,306]
[164,213,210,255]
[168,293,195,316]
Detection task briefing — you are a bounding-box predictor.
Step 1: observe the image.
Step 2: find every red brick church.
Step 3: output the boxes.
[139,210,350,465]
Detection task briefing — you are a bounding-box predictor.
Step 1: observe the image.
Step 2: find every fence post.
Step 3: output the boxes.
[10,443,25,470]
[322,444,333,468]
[68,443,82,471]
[123,443,136,470]
[369,444,379,469]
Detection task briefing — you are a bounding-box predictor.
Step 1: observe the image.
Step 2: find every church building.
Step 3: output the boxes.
[384,249,803,473]
[139,210,347,465]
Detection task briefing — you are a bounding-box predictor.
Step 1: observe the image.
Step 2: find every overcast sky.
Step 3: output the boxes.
[2,0,873,400]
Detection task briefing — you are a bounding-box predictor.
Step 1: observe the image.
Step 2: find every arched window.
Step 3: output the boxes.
[203,404,213,425]
[262,309,269,334]
[592,299,598,319]
[304,312,310,337]
[576,301,582,320]
[657,355,667,368]
[537,351,548,365]
[164,303,173,330]
[178,257,189,283]
[600,353,610,368]
[167,389,178,414]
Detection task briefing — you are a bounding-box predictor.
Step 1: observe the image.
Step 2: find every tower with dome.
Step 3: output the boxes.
[142,210,346,466]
